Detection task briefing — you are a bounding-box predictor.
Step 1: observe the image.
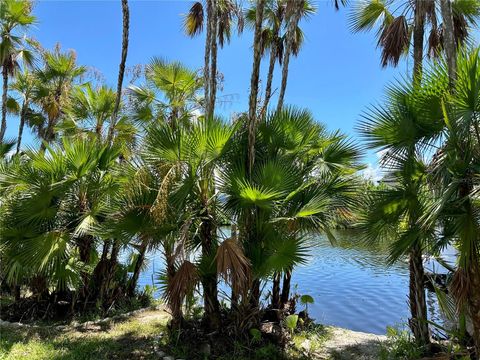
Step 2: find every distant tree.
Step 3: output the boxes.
[0,0,35,141]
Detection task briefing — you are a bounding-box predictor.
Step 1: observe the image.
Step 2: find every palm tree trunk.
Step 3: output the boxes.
[107,0,129,144]
[201,202,220,329]
[247,0,266,175]
[439,0,457,84]
[16,101,28,154]
[271,271,281,308]
[280,270,292,308]
[204,0,212,118]
[412,0,426,82]
[264,40,277,110]
[408,243,430,346]
[468,263,480,357]
[277,0,303,113]
[1,66,9,142]
[127,239,148,297]
[208,0,218,118]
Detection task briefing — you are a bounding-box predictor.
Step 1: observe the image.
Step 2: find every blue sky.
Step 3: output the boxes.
[7,0,478,172]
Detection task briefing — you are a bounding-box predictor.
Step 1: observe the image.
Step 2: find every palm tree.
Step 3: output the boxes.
[32,47,85,149]
[349,0,480,79]
[223,107,360,310]
[184,0,243,118]
[66,83,116,138]
[420,48,480,355]
[6,69,35,153]
[0,138,122,301]
[144,116,241,330]
[129,57,203,128]
[246,0,285,111]
[107,0,129,144]
[357,78,449,346]
[0,0,35,142]
[276,0,316,112]
[247,0,266,177]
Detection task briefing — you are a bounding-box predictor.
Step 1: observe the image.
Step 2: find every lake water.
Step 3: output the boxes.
[136,230,447,335]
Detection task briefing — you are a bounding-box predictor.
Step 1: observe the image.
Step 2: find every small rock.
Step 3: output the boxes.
[260,321,274,334]
[163,356,174,360]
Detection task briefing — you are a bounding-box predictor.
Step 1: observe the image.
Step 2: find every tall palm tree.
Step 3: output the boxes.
[247,0,266,176]
[33,48,85,149]
[107,0,129,144]
[246,0,285,111]
[7,69,35,153]
[276,0,316,112]
[349,0,480,79]
[184,0,243,118]
[421,48,480,355]
[0,0,35,142]
[358,78,448,346]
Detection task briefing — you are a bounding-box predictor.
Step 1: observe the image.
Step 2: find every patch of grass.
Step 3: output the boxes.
[378,326,424,360]
[0,310,169,360]
[289,323,331,359]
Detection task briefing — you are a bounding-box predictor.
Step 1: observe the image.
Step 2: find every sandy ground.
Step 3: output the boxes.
[311,326,386,359]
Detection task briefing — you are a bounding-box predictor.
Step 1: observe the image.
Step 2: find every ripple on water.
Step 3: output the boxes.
[137,231,442,335]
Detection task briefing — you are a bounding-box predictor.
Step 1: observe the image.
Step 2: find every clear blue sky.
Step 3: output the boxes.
[6,0,478,170]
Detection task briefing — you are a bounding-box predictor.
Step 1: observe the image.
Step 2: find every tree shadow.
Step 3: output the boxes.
[325,338,385,360]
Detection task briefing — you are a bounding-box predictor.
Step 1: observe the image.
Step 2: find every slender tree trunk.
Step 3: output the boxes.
[247,0,266,175]
[107,0,129,144]
[201,214,220,329]
[439,0,457,85]
[280,270,292,308]
[78,235,94,264]
[1,67,9,142]
[271,272,281,308]
[16,101,28,154]
[468,263,480,357]
[89,240,111,303]
[127,239,148,297]
[408,243,430,346]
[412,0,426,82]
[208,0,218,118]
[264,39,277,110]
[277,0,303,113]
[204,0,212,118]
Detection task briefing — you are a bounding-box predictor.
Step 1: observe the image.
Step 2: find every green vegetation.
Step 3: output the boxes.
[1,0,480,359]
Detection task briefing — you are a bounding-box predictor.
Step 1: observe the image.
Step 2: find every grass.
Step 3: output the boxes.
[0,310,170,360]
[0,310,338,360]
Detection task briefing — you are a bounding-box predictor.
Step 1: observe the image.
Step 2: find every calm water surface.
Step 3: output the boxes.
[137,231,444,335]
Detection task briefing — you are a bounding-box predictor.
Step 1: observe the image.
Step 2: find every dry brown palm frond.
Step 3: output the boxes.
[378,16,409,68]
[261,28,271,56]
[165,260,198,313]
[216,238,251,296]
[428,27,442,58]
[453,13,468,46]
[184,2,204,37]
[218,5,233,48]
[451,267,470,309]
[277,37,284,65]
